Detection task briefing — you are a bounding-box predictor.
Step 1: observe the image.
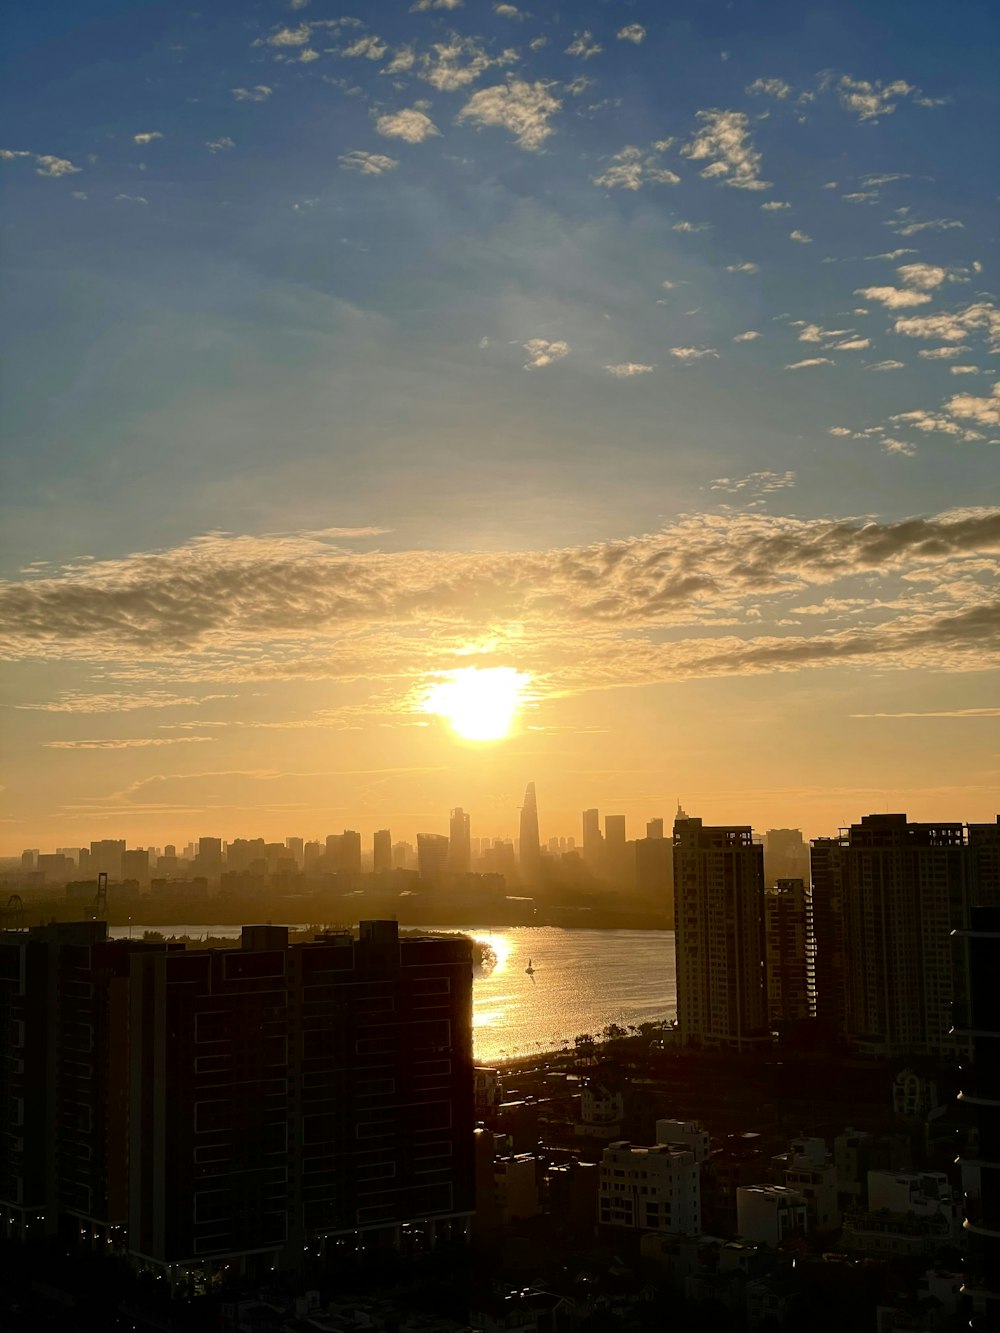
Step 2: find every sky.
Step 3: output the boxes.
[1,0,998,854]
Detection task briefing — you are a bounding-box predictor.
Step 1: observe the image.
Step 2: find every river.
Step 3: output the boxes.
[108,924,677,1064]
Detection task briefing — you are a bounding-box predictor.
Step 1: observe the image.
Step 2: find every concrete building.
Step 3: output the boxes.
[762,828,809,887]
[448,809,471,876]
[0,920,475,1277]
[656,1119,709,1163]
[813,815,1000,1058]
[673,816,768,1052]
[841,1171,963,1257]
[635,836,673,916]
[736,1185,808,1247]
[372,829,392,876]
[416,833,450,884]
[582,808,602,868]
[777,1137,840,1234]
[598,1141,700,1235]
[954,902,1000,1328]
[764,879,812,1029]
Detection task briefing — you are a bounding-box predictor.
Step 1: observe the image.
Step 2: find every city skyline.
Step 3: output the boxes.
[2,0,999,851]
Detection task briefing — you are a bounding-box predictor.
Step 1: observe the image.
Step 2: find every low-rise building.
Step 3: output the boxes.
[598,1141,700,1234]
[736,1185,809,1247]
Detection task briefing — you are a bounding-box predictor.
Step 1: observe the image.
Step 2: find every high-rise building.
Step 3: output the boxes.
[764,879,812,1029]
[815,814,1000,1059]
[122,848,150,885]
[762,828,809,887]
[285,837,304,869]
[518,784,541,883]
[90,839,126,881]
[417,833,450,883]
[672,816,768,1052]
[809,835,846,1036]
[2,921,475,1275]
[603,815,627,883]
[341,829,362,876]
[197,836,223,875]
[646,818,664,840]
[448,808,472,875]
[954,904,1000,1329]
[582,809,602,868]
[373,828,392,876]
[634,836,673,916]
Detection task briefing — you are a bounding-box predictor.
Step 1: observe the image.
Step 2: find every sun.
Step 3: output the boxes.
[421,666,531,742]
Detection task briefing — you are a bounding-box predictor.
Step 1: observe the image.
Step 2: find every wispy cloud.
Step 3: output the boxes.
[747,77,792,99]
[523,338,569,369]
[834,73,916,121]
[231,85,273,102]
[616,24,646,45]
[605,363,654,378]
[338,150,399,174]
[670,347,719,364]
[785,357,834,369]
[565,31,602,60]
[790,229,812,243]
[45,737,215,750]
[681,109,770,190]
[593,145,679,190]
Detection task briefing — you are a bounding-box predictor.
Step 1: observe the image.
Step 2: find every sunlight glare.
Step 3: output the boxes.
[421,666,531,742]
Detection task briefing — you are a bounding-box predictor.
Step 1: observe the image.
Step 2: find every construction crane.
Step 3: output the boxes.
[91,872,108,919]
[2,893,25,931]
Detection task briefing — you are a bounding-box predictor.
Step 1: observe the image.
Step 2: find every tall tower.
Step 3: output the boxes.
[672,815,768,1052]
[582,809,602,869]
[764,879,812,1029]
[519,784,541,883]
[373,829,392,876]
[448,808,471,875]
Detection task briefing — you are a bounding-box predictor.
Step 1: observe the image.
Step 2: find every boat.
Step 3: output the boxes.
[525,958,535,975]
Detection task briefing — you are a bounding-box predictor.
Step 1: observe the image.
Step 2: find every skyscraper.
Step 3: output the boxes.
[604,815,627,884]
[672,815,768,1052]
[448,808,472,875]
[764,879,812,1029]
[373,828,392,875]
[582,809,602,869]
[518,783,541,883]
[646,818,664,840]
[417,833,449,883]
[816,814,1000,1059]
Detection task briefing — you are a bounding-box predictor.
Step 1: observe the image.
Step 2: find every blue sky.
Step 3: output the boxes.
[1,0,998,850]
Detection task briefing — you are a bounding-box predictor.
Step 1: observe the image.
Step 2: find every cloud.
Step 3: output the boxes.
[231,85,273,102]
[617,24,646,44]
[375,108,440,142]
[45,737,215,750]
[494,4,525,17]
[681,109,770,190]
[950,366,980,376]
[850,708,1000,719]
[761,200,790,211]
[115,193,148,205]
[0,149,31,160]
[747,77,792,99]
[673,220,710,233]
[785,357,834,369]
[34,155,81,177]
[888,217,963,237]
[206,136,235,153]
[918,345,970,360]
[710,471,796,494]
[338,150,399,174]
[133,131,163,145]
[384,46,416,74]
[18,691,219,714]
[593,145,679,190]
[670,347,719,364]
[790,229,812,243]
[605,363,654,378]
[896,262,948,290]
[855,286,933,309]
[411,0,463,9]
[342,35,389,60]
[832,337,871,350]
[796,323,851,343]
[421,35,505,90]
[835,74,916,121]
[523,338,569,369]
[268,23,312,46]
[945,382,1000,427]
[733,331,761,342]
[894,302,1000,347]
[565,31,602,59]
[725,262,759,274]
[457,78,560,150]
[868,360,905,371]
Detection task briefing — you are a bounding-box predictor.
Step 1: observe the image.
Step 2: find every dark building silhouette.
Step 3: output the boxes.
[672,816,768,1052]
[764,878,812,1028]
[1,920,475,1277]
[582,808,602,869]
[417,832,449,884]
[954,904,1000,1330]
[634,835,673,916]
[449,808,472,875]
[812,815,1000,1058]
[372,828,392,876]
[762,828,809,887]
[518,784,541,884]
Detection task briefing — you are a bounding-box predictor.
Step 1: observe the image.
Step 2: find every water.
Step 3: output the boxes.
[108,924,677,1064]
